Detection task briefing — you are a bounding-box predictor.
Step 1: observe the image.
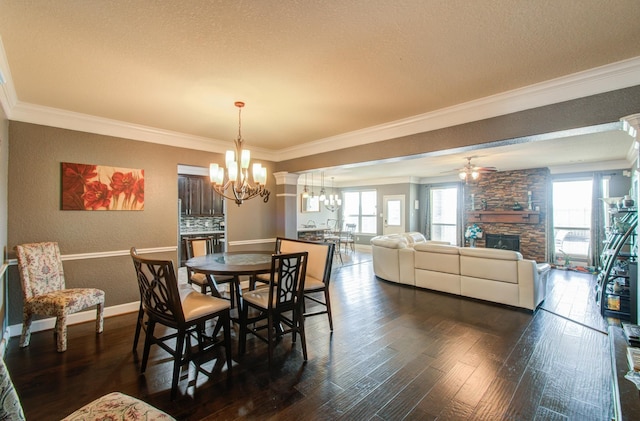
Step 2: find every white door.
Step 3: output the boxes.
[383,195,405,235]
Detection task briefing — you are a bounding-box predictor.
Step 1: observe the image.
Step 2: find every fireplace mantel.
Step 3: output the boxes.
[467,210,540,224]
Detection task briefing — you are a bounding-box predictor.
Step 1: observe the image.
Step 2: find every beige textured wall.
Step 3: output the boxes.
[6,122,276,324]
[0,105,8,338]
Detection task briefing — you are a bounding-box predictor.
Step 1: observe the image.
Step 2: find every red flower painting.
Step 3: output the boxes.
[61,162,144,211]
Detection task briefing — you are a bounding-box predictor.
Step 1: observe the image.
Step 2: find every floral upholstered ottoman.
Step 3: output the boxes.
[61,391,175,420]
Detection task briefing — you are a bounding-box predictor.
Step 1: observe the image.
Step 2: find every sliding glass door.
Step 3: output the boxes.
[552,179,593,267]
[429,186,459,245]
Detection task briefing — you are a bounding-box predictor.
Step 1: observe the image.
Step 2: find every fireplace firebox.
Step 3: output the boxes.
[485,233,520,252]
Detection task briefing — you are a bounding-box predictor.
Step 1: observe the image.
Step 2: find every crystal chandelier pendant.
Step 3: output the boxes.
[209,101,270,206]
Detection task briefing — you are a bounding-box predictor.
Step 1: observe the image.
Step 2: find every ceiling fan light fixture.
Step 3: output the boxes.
[459,171,467,180]
[472,170,479,180]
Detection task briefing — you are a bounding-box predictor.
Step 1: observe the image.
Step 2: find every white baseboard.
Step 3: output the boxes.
[7,301,140,338]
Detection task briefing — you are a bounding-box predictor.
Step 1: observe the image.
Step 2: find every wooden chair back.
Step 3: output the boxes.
[130,248,184,326]
[276,237,333,286]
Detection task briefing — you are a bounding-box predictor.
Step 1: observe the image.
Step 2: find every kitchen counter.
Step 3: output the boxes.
[180,230,225,236]
[179,230,225,263]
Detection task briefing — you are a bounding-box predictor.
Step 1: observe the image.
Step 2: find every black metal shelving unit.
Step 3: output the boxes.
[597,208,638,322]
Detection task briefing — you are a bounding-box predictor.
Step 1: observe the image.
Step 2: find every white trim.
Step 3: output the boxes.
[0,263,8,279]
[7,302,140,338]
[273,171,300,185]
[277,193,297,197]
[228,238,276,246]
[7,101,280,161]
[0,27,637,163]
[6,246,177,266]
[0,36,17,118]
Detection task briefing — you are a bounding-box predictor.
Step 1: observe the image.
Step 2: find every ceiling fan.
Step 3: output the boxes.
[456,156,498,182]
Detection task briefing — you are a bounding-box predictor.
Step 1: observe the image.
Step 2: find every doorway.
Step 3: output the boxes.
[552,179,593,267]
[429,186,459,245]
[383,195,405,235]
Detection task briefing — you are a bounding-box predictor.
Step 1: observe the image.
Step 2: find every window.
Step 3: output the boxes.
[552,179,592,265]
[430,186,458,245]
[343,190,377,234]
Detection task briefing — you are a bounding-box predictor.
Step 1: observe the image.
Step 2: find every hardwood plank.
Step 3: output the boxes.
[376,365,448,419]
[337,353,436,420]
[411,361,476,418]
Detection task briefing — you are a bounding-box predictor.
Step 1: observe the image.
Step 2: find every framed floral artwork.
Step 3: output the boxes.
[61,162,144,210]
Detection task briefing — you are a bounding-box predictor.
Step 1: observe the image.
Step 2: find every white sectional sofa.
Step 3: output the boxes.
[371,232,550,311]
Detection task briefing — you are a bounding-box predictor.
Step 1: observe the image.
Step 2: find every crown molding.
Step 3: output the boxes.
[0,37,17,119]
[1,27,638,164]
[278,56,640,161]
[7,101,280,161]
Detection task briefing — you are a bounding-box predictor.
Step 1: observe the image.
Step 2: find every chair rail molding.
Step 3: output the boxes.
[6,246,177,266]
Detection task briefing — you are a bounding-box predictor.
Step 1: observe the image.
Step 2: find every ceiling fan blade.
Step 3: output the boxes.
[440,168,463,174]
[475,166,498,172]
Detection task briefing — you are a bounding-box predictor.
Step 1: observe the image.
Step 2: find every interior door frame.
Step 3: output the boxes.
[383,194,405,235]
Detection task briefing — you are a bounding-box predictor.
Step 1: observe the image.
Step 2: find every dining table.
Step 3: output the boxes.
[185,250,273,312]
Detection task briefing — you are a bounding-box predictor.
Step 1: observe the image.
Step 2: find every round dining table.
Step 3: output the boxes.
[185,251,273,310]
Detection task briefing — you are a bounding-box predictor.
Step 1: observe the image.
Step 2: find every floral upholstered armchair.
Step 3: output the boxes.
[15,242,105,352]
[0,355,174,420]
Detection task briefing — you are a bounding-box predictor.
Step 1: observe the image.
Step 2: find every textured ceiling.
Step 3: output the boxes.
[0,1,639,182]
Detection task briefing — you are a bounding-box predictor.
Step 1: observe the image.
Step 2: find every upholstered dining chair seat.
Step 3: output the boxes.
[243,287,277,308]
[178,287,231,321]
[302,276,324,291]
[24,289,104,315]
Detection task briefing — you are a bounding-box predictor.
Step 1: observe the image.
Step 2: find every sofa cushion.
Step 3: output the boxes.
[413,243,459,254]
[460,246,522,284]
[402,232,427,244]
[459,247,522,260]
[414,243,460,275]
[370,236,408,249]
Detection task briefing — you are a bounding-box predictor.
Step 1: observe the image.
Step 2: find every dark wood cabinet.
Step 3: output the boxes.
[178,175,223,216]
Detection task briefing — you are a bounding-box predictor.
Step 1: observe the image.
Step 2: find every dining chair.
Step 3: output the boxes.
[130,247,232,400]
[184,236,234,295]
[238,251,308,369]
[277,237,335,331]
[324,219,343,264]
[340,223,356,253]
[14,242,105,353]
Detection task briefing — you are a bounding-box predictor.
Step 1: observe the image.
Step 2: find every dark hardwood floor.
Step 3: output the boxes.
[5,250,618,420]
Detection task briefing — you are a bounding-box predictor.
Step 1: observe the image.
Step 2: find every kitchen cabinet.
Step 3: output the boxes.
[179,175,223,216]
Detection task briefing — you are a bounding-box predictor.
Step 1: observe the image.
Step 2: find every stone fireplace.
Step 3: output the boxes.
[464,168,550,263]
[485,233,520,252]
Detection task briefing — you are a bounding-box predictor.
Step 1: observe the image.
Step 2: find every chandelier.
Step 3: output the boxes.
[323,175,341,212]
[209,101,270,206]
[458,168,479,181]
